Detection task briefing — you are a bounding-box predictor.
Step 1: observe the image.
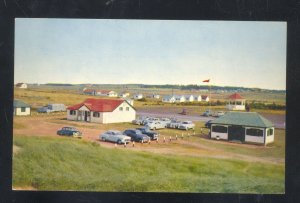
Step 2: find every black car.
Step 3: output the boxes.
[57,127,83,138]
[205,120,213,128]
[123,129,150,143]
[136,127,159,140]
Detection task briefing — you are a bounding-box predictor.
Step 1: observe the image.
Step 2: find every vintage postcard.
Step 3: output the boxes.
[13,19,286,193]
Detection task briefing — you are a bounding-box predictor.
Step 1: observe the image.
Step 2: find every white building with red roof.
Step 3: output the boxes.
[67,98,136,124]
[226,93,246,110]
[95,90,118,97]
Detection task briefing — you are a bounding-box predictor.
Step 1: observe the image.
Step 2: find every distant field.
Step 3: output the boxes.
[13,135,284,193]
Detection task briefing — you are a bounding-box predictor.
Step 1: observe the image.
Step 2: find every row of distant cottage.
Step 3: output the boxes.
[83,88,209,103]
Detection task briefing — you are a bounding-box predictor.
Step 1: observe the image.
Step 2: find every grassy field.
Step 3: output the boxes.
[13,135,284,193]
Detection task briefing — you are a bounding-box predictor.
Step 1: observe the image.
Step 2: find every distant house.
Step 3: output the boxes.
[193,95,202,102]
[133,93,143,100]
[95,90,118,97]
[16,83,27,89]
[119,92,130,98]
[201,95,209,102]
[175,95,186,103]
[184,95,194,102]
[162,95,176,103]
[83,88,95,95]
[209,112,274,145]
[14,100,31,116]
[226,93,246,110]
[152,94,160,99]
[67,98,136,124]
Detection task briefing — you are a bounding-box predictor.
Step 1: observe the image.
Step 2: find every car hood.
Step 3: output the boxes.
[115,134,131,139]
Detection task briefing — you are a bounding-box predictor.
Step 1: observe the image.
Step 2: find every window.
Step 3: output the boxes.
[212,125,227,133]
[70,110,76,115]
[21,107,26,112]
[267,128,273,136]
[236,101,242,105]
[126,107,129,111]
[119,107,123,111]
[246,128,263,137]
[93,112,100,117]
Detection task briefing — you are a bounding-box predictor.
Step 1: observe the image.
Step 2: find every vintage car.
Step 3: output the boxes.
[57,127,83,138]
[100,130,131,144]
[123,129,150,143]
[145,121,165,130]
[178,121,195,130]
[136,127,159,140]
[166,119,182,129]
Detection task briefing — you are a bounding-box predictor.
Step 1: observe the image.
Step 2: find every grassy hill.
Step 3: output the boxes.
[13,135,284,193]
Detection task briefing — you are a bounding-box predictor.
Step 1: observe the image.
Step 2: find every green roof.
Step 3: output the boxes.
[210,112,273,128]
[14,100,30,108]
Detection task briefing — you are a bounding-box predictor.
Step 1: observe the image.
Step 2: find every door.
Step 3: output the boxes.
[84,111,88,121]
[228,125,245,142]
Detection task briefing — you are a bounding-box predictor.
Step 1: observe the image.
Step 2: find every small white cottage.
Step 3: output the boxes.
[95,90,118,97]
[184,95,194,102]
[193,95,202,102]
[67,98,136,124]
[209,112,274,145]
[14,100,31,116]
[201,95,209,102]
[162,95,176,103]
[174,95,186,103]
[133,93,143,100]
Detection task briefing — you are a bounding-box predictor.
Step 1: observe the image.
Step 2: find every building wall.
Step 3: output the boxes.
[265,127,275,144]
[244,127,265,144]
[14,107,30,116]
[102,102,136,124]
[67,109,78,120]
[210,124,228,140]
[226,104,245,111]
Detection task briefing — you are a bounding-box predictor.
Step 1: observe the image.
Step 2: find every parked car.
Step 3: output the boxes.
[212,111,225,117]
[202,109,213,117]
[145,121,165,130]
[205,120,213,128]
[38,103,66,113]
[159,118,172,127]
[132,117,144,125]
[123,129,151,143]
[100,130,131,144]
[57,127,82,138]
[166,120,182,129]
[136,127,159,140]
[142,117,160,125]
[178,121,195,130]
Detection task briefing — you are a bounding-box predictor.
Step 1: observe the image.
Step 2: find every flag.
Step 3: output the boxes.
[202,79,210,83]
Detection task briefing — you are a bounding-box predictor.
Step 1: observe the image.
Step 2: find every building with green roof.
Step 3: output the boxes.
[209,112,274,145]
[13,100,31,116]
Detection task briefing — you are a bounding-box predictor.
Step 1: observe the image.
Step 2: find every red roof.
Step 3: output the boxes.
[67,98,124,112]
[229,93,244,100]
[83,89,95,93]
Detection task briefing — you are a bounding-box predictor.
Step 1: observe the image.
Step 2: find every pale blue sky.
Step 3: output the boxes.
[15,19,286,90]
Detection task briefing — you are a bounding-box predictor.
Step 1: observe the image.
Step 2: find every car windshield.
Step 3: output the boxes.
[135,130,142,134]
[182,122,188,124]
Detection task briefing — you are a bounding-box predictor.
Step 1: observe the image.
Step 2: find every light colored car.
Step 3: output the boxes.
[100,130,131,144]
[145,121,165,130]
[213,111,225,117]
[143,117,160,125]
[166,120,182,129]
[202,109,213,117]
[178,121,195,130]
[159,118,172,127]
[132,118,144,125]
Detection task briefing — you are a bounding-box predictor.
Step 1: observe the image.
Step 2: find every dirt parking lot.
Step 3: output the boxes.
[13,114,284,165]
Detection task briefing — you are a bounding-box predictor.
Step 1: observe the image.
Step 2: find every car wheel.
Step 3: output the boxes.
[102,138,106,142]
[117,140,122,144]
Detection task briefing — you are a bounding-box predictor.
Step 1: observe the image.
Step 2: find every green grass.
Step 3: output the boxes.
[13,135,284,193]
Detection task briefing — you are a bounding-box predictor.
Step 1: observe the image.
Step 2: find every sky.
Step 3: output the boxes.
[15,19,286,90]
